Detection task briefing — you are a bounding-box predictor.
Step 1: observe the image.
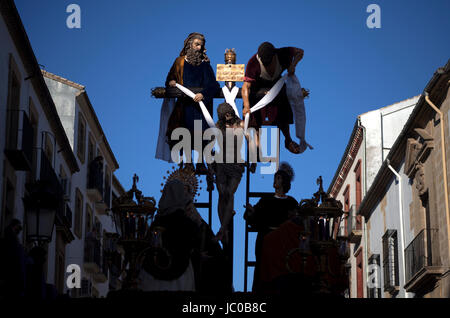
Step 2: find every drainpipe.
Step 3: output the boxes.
[424,92,450,264]
[359,120,368,200]
[359,118,369,298]
[387,159,410,298]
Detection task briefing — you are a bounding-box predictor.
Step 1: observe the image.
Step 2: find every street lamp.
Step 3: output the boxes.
[286,176,349,296]
[111,174,157,290]
[24,182,58,244]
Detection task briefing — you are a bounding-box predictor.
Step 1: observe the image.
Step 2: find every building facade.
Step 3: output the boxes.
[359,61,450,298]
[0,0,124,299]
[43,70,122,297]
[328,95,419,298]
[0,0,79,297]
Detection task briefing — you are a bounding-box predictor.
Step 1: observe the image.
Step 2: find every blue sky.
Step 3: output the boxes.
[14,0,450,291]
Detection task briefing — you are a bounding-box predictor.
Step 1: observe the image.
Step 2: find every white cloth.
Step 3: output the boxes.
[157,75,312,161]
[244,74,288,132]
[285,74,313,152]
[175,83,216,128]
[222,86,240,118]
[155,98,176,162]
[137,260,195,292]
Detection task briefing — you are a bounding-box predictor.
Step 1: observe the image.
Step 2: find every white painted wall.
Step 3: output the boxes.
[45,77,117,297]
[366,160,413,298]
[360,96,419,190]
[333,97,418,298]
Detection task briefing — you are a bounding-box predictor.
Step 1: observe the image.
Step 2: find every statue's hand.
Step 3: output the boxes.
[193,93,204,102]
[243,106,251,116]
[169,80,176,87]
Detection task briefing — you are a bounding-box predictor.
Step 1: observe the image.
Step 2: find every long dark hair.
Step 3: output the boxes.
[216,102,241,131]
[275,162,294,193]
[179,32,209,61]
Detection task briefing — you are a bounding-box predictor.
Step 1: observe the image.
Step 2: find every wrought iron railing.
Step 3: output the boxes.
[5,109,34,170]
[84,236,101,267]
[87,159,104,196]
[104,184,111,208]
[39,151,63,194]
[347,205,362,236]
[55,197,72,229]
[62,203,73,228]
[405,228,439,283]
[39,150,65,223]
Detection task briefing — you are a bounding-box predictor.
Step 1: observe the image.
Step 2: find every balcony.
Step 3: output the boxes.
[95,201,108,215]
[38,150,65,220]
[94,252,108,283]
[84,236,101,274]
[347,205,362,243]
[336,212,348,240]
[55,202,72,229]
[55,203,75,243]
[39,151,64,195]
[404,228,447,293]
[93,181,111,215]
[87,159,104,203]
[4,109,34,171]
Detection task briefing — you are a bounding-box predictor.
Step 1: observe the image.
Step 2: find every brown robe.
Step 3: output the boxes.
[165,56,185,142]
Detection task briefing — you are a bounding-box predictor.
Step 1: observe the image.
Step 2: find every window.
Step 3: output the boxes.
[6,55,21,150]
[353,160,362,231]
[74,189,84,239]
[104,167,111,207]
[28,99,39,182]
[1,180,16,235]
[343,185,350,236]
[368,254,381,298]
[77,114,86,163]
[87,134,95,166]
[343,185,350,211]
[354,160,362,210]
[7,57,21,109]
[44,133,54,166]
[382,230,399,293]
[85,203,93,234]
[356,248,364,298]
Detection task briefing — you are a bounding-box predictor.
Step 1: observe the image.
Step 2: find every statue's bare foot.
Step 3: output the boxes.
[285,140,301,154]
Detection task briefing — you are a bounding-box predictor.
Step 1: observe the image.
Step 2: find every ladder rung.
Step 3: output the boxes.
[248,192,273,198]
[194,202,210,208]
[246,261,256,267]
